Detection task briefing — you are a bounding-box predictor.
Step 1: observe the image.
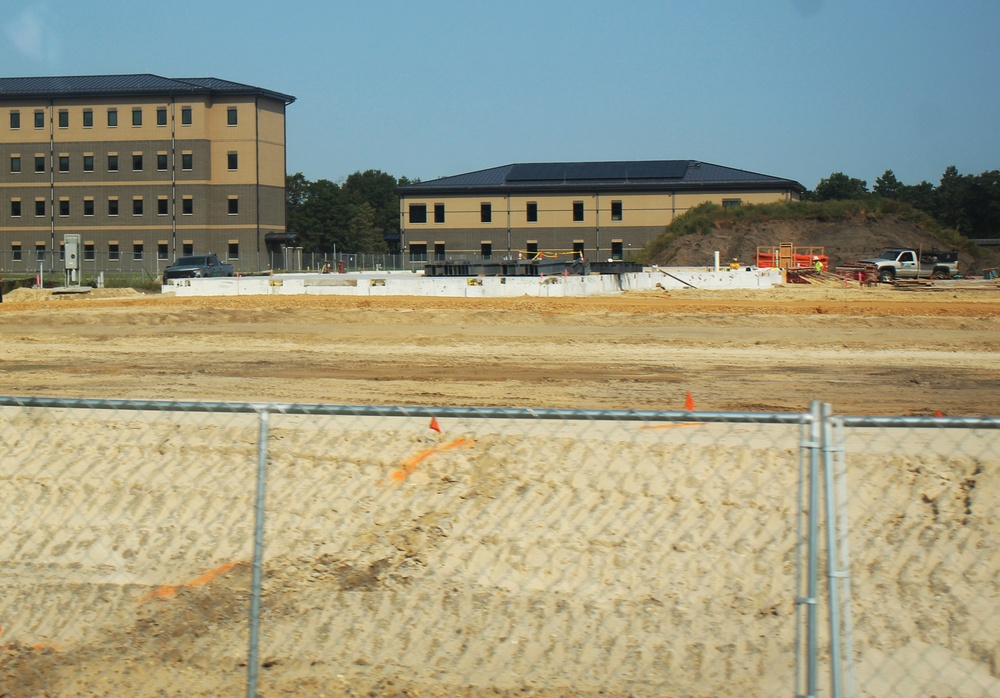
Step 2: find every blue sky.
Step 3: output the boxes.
[4,0,997,190]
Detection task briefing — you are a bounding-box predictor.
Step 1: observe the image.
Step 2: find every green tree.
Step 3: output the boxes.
[873,169,902,199]
[934,165,972,234]
[348,201,387,254]
[343,169,400,236]
[813,172,868,200]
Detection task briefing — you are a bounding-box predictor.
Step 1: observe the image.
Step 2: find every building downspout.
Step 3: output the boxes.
[595,192,600,257]
[506,194,511,258]
[255,96,262,271]
[170,97,177,260]
[48,100,55,262]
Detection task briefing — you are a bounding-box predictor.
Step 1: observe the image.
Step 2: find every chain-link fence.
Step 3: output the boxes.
[1,398,997,697]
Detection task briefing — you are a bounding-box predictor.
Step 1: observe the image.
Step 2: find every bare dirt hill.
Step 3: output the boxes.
[649,213,999,274]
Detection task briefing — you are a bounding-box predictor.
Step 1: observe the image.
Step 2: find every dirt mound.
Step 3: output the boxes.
[3,287,141,303]
[650,213,998,274]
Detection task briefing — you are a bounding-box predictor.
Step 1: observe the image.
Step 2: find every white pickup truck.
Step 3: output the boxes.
[857,248,959,283]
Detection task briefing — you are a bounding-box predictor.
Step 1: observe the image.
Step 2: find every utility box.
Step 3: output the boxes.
[64,234,81,271]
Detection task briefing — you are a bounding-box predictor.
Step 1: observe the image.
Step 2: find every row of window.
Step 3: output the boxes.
[9,242,241,262]
[8,151,238,174]
[8,106,238,130]
[406,240,626,261]
[9,196,240,217]
[408,200,626,224]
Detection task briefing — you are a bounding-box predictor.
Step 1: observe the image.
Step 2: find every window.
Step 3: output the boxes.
[10,155,20,173]
[408,242,427,262]
[722,198,742,208]
[108,243,119,261]
[9,111,19,129]
[183,197,194,215]
[181,152,192,170]
[84,243,95,261]
[611,200,623,221]
[133,243,144,260]
[83,109,93,128]
[107,154,118,172]
[58,110,68,128]
[408,204,427,224]
[59,199,69,216]
[58,155,69,173]
[181,106,192,125]
[35,199,45,216]
[182,241,193,256]
[158,242,169,260]
[157,153,168,171]
[526,241,539,259]
[157,198,169,215]
[35,244,46,262]
[156,107,167,126]
[107,108,118,127]
[481,242,492,260]
[35,156,45,173]
[228,241,240,259]
[132,154,143,171]
[108,198,119,216]
[11,200,21,217]
[132,197,143,215]
[526,202,538,222]
[434,242,446,261]
[480,202,492,223]
[573,240,585,259]
[227,197,238,215]
[434,203,445,223]
[83,199,94,216]
[34,110,44,128]
[611,240,624,260]
[132,108,142,126]
[227,107,237,126]
[83,154,94,172]
[11,243,21,261]
[573,201,584,222]
[227,152,238,170]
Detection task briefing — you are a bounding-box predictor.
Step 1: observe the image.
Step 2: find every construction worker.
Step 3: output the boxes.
[813,256,823,273]
[729,257,740,271]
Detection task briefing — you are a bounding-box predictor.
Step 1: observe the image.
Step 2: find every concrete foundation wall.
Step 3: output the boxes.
[162,267,783,298]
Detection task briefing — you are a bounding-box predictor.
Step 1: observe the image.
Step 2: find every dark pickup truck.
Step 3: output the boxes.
[162,254,234,282]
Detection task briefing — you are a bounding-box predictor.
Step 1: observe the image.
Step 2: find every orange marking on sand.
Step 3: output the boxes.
[139,561,239,604]
[388,438,474,483]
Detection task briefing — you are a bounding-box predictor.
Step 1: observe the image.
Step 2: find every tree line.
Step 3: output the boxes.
[806,166,999,239]
[285,169,417,254]
[285,165,998,254]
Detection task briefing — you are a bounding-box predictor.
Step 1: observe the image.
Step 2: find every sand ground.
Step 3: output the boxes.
[1,282,999,415]
[0,283,998,696]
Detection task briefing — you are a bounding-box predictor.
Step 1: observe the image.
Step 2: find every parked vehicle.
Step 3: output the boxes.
[162,254,234,282]
[856,249,959,283]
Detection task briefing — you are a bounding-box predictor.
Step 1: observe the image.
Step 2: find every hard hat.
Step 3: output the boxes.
[813,256,819,260]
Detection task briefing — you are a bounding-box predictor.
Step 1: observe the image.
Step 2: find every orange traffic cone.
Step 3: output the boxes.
[429,417,441,433]
[935,411,943,418]
[684,392,695,411]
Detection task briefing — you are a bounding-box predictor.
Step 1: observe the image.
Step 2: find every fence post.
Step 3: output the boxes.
[246,408,270,698]
[822,404,855,698]
[796,401,823,697]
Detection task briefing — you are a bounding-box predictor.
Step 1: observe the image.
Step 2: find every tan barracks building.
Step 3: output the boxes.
[0,74,294,274]
[397,161,804,262]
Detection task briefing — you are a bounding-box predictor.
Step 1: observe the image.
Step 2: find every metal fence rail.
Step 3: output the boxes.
[1,397,997,697]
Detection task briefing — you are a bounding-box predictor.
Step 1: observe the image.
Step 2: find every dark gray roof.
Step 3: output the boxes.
[399,160,804,195]
[0,74,295,104]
